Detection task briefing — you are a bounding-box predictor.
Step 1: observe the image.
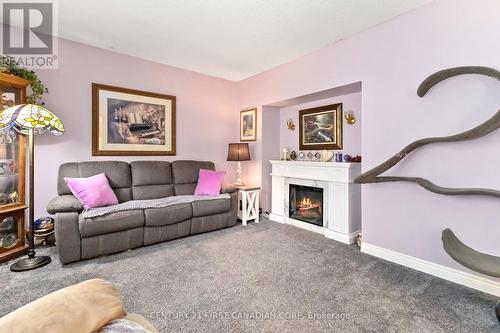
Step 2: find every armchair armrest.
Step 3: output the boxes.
[47,195,83,215]
[221,184,238,194]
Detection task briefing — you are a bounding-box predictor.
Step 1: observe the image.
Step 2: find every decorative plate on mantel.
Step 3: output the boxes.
[320,150,334,162]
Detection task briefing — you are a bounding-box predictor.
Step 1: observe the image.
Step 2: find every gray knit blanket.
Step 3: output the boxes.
[82,193,230,219]
[97,319,151,333]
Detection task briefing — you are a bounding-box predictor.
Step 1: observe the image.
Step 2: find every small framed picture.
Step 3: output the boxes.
[92,83,176,156]
[299,103,343,150]
[240,108,257,141]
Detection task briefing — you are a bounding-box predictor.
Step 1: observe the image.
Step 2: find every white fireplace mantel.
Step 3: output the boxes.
[269,160,361,244]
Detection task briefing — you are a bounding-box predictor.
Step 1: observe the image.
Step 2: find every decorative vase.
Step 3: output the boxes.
[281,147,290,160]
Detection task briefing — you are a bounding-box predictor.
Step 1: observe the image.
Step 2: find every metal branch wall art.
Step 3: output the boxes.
[354,66,500,320]
[355,66,500,194]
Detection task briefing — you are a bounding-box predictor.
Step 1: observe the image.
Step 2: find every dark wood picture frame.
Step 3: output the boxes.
[92,83,176,156]
[240,108,257,141]
[299,103,343,150]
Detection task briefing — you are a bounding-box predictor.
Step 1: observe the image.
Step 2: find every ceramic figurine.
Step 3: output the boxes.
[352,155,362,163]
[281,147,290,160]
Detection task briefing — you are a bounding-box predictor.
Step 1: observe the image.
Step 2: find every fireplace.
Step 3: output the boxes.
[289,184,323,226]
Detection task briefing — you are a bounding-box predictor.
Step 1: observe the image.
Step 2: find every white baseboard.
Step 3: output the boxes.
[324,229,358,245]
[268,213,284,223]
[361,242,500,297]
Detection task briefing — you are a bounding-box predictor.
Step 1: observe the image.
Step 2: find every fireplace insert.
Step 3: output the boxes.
[289,184,323,226]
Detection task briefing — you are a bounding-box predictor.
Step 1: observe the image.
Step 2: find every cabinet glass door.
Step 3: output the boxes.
[0,131,22,206]
[0,75,28,260]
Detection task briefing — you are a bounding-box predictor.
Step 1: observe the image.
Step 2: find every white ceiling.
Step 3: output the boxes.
[27,0,433,80]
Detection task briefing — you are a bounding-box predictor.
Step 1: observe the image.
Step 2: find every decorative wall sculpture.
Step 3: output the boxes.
[354,66,500,320]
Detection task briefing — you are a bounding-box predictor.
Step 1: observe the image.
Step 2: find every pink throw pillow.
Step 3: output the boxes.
[64,173,118,209]
[194,169,226,196]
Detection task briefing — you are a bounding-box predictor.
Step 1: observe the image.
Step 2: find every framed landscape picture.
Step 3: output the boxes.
[299,103,343,150]
[240,108,256,141]
[92,83,176,156]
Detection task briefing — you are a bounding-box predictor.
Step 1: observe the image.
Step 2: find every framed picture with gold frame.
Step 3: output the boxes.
[299,103,343,150]
[92,83,176,156]
[240,108,256,141]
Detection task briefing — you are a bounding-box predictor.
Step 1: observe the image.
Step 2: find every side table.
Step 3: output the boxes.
[237,186,260,226]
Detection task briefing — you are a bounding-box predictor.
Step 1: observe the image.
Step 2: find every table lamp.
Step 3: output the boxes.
[0,104,64,271]
[227,143,250,186]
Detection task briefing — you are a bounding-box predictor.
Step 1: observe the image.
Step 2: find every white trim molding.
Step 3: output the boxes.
[325,229,359,244]
[361,242,500,297]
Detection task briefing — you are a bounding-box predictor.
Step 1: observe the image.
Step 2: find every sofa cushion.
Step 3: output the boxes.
[192,198,231,217]
[58,162,132,203]
[65,173,118,209]
[194,169,225,196]
[173,183,197,196]
[131,161,174,200]
[79,210,144,237]
[144,203,192,227]
[172,160,215,195]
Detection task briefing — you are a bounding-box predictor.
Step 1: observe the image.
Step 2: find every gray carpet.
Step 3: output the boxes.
[1,220,498,332]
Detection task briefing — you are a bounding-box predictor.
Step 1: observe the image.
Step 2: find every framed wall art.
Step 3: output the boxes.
[92,83,176,156]
[299,103,343,150]
[240,108,257,141]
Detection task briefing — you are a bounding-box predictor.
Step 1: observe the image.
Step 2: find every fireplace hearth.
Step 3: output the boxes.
[289,184,323,226]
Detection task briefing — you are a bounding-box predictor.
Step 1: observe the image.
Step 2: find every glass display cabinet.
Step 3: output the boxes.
[0,73,29,262]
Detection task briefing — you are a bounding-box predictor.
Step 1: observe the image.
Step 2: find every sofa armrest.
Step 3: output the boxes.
[221,184,238,194]
[47,195,83,215]
[227,191,239,227]
[54,212,81,264]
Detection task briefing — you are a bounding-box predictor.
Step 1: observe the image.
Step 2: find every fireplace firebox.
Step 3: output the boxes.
[289,184,323,226]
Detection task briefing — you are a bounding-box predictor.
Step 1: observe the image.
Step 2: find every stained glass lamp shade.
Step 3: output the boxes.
[0,104,64,135]
[0,104,64,271]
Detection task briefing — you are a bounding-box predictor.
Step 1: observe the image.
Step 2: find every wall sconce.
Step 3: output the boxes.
[345,112,356,125]
[287,119,295,131]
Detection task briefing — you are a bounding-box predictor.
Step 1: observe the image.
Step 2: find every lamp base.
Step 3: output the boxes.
[235,161,244,186]
[10,255,51,272]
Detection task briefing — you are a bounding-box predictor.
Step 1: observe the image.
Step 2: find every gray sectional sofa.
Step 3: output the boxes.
[47,160,238,264]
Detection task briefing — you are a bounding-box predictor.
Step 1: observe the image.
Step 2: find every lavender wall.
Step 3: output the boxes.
[34,38,238,217]
[237,0,500,283]
[258,106,280,212]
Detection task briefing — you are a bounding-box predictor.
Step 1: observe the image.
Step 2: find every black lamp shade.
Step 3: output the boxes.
[227,143,251,161]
